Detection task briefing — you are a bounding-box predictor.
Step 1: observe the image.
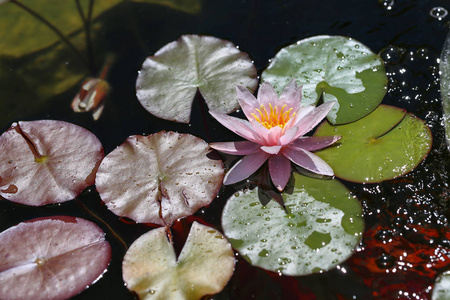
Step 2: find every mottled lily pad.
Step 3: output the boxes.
[122,221,235,300]
[261,35,387,124]
[0,120,104,206]
[0,216,111,300]
[95,131,224,226]
[221,173,364,276]
[433,270,450,300]
[313,104,432,183]
[136,34,258,123]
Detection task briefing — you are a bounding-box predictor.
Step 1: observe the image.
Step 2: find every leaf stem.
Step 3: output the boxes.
[75,0,96,74]
[76,199,128,251]
[9,0,90,70]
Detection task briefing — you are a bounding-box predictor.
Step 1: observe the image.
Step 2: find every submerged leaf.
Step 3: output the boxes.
[122,221,235,300]
[134,0,203,14]
[221,173,364,276]
[0,120,104,205]
[0,0,121,57]
[262,35,387,124]
[313,104,432,183]
[136,34,258,123]
[96,131,224,226]
[0,216,111,300]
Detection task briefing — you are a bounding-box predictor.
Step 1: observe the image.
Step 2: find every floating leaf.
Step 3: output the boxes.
[136,34,258,123]
[313,105,432,183]
[122,221,235,299]
[440,31,450,150]
[221,173,364,276]
[0,216,111,300]
[433,270,450,300]
[96,131,224,226]
[0,120,104,206]
[261,35,387,124]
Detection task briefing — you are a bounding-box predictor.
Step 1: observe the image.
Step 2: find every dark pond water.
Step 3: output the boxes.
[1,0,450,299]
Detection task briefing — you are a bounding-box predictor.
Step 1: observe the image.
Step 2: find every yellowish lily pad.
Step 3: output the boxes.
[122,222,235,300]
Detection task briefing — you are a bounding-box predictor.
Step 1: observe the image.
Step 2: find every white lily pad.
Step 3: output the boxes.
[221,173,364,276]
[0,216,111,300]
[95,131,224,226]
[440,31,450,150]
[136,34,258,123]
[433,270,450,300]
[122,221,235,300]
[261,35,387,124]
[0,120,104,206]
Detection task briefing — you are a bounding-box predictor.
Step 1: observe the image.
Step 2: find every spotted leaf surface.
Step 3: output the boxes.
[222,173,364,276]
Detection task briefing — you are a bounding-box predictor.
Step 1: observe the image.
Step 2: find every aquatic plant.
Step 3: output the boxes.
[210,79,340,191]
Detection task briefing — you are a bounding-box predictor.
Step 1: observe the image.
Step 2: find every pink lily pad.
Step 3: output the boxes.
[0,216,111,300]
[0,120,104,206]
[95,131,224,226]
[122,222,235,299]
[136,34,258,123]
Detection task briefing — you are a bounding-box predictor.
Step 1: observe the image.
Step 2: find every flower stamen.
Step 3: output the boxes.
[251,103,295,129]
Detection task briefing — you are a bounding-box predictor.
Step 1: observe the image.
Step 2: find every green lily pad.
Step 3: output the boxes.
[313,104,432,183]
[136,34,258,123]
[261,35,387,124]
[221,173,364,276]
[122,221,235,300]
[433,270,450,300]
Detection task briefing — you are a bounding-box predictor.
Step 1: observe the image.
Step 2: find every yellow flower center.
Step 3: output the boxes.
[251,103,295,129]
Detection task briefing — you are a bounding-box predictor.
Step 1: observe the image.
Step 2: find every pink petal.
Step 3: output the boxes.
[268,154,291,191]
[223,150,270,185]
[261,145,282,155]
[210,141,260,155]
[279,126,299,146]
[266,126,283,145]
[294,101,336,139]
[279,79,302,112]
[209,110,262,144]
[257,82,278,107]
[236,85,259,121]
[282,147,334,176]
[249,119,270,142]
[290,136,342,151]
[295,104,315,120]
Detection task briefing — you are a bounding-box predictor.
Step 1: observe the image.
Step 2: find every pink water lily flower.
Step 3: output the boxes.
[209,79,341,191]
